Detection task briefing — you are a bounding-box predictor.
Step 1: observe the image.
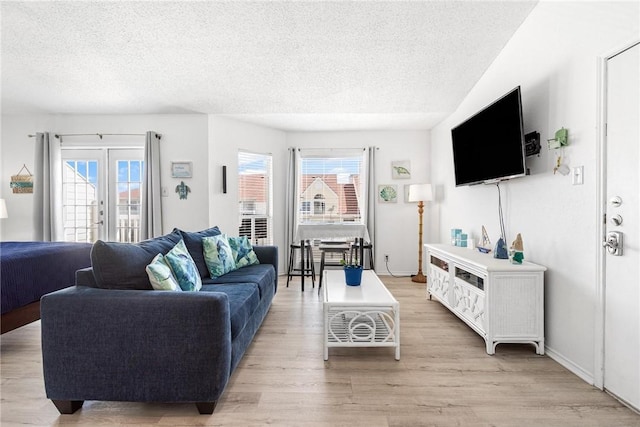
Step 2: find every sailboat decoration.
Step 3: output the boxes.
[477,225,492,253]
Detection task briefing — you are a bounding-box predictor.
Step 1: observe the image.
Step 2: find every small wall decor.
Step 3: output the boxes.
[391,160,411,179]
[175,181,191,199]
[171,161,192,178]
[547,127,568,150]
[378,184,398,203]
[10,164,33,194]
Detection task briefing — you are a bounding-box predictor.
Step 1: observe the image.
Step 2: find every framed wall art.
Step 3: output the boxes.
[171,161,193,178]
[378,184,398,203]
[391,160,411,179]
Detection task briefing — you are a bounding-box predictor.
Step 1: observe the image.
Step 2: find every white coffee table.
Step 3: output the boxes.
[323,270,400,360]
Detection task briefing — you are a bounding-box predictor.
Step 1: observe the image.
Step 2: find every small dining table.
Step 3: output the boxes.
[294,223,370,291]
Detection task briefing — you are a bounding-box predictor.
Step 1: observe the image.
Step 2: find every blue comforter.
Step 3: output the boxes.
[0,241,92,314]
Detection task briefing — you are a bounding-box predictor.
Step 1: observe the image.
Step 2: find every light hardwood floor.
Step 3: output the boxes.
[2,276,639,426]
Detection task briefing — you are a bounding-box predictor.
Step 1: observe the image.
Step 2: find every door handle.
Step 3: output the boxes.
[603,231,623,256]
[94,220,104,225]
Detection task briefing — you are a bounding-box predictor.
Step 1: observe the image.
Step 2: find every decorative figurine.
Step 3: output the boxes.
[175,181,191,200]
[510,233,524,264]
[494,237,509,259]
[477,225,492,253]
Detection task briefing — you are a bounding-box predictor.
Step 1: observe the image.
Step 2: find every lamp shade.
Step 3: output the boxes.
[408,184,433,202]
[0,199,7,219]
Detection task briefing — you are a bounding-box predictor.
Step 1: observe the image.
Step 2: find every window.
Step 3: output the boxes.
[238,151,273,245]
[298,150,365,224]
[61,148,144,243]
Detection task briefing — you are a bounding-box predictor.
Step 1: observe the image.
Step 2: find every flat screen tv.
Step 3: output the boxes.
[451,86,526,186]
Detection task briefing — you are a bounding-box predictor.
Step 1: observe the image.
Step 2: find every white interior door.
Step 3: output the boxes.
[603,42,640,411]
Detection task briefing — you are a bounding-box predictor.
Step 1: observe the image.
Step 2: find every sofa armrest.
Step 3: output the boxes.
[41,286,232,403]
[253,245,278,278]
[75,267,97,287]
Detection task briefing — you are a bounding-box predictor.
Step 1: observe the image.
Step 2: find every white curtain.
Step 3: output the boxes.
[284,147,300,252]
[141,131,162,239]
[33,132,62,241]
[365,146,377,252]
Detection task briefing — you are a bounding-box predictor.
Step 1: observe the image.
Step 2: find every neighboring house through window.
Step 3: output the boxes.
[298,150,365,224]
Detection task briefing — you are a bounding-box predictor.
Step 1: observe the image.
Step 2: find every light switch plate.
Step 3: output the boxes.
[572,166,584,185]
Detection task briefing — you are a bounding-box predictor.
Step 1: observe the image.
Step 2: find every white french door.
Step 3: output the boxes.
[61,148,144,243]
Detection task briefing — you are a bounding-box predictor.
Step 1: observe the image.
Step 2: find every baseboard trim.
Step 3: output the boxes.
[545,345,595,386]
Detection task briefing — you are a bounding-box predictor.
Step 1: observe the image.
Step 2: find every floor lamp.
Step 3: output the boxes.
[408,184,433,283]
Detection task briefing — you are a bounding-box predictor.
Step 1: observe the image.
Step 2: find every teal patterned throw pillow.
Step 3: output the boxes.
[164,239,202,291]
[145,253,182,291]
[227,236,260,268]
[203,234,236,278]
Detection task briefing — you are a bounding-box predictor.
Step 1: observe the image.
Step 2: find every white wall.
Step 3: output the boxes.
[286,130,431,276]
[430,1,639,383]
[0,114,209,240]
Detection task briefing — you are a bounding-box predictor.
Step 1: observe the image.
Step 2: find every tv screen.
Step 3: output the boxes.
[451,86,526,186]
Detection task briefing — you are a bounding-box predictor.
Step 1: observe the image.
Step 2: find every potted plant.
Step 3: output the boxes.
[341,260,363,286]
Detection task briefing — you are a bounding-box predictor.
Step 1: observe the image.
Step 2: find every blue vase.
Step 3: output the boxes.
[344,266,363,286]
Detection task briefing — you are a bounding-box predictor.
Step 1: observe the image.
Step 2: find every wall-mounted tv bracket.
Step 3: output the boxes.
[525,131,541,157]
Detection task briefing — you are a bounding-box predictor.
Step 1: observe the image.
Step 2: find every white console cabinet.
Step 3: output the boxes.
[425,244,546,355]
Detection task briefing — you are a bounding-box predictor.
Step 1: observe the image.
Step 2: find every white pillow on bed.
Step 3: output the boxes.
[145,253,181,291]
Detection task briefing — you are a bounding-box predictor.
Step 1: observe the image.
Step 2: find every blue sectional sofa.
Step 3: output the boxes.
[40,227,278,415]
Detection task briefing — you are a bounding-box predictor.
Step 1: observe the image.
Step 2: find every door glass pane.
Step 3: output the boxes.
[62,160,99,242]
[115,160,143,243]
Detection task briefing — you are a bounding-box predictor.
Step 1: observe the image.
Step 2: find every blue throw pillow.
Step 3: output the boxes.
[164,240,202,292]
[203,234,236,278]
[227,236,260,268]
[145,253,181,291]
[173,226,222,278]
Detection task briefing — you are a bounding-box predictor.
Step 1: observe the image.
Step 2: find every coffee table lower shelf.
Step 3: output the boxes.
[323,306,400,360]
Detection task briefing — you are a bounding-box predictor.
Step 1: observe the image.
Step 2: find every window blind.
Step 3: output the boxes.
[298,149,365,224]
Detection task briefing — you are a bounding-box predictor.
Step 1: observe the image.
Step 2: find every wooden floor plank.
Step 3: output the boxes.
[1,276,639,426]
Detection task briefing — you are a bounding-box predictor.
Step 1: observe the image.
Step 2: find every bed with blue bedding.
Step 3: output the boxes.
[1,241,92,333]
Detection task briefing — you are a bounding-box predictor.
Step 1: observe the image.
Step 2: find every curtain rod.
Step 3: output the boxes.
[28,133,161,139]
[297,147,367,151]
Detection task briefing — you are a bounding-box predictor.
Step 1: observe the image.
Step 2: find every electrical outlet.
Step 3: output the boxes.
[384,254,389,262]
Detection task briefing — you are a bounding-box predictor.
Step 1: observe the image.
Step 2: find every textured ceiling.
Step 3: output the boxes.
[1,1,537,131]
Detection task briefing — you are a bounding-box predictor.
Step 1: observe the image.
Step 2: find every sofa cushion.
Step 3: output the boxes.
[203,264,275,299]
[200,283,260,339]
[145,253,181,291]
[203,234,236,278]
[173,226,221,278]
[227,236,260,268]
[164,240,202,292]
[91,230,182,290]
